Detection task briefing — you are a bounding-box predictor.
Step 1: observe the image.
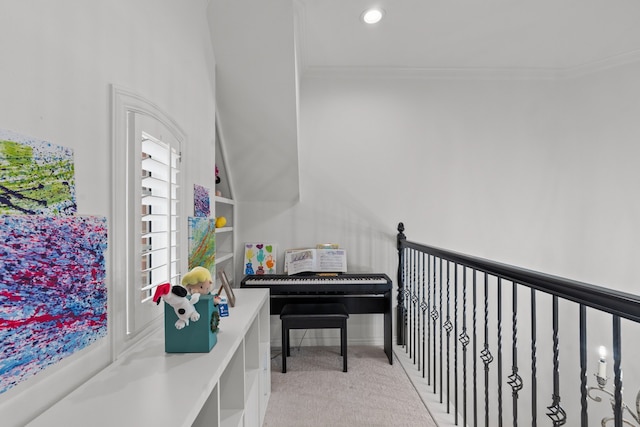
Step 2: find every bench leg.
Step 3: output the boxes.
[342,320,348,372]
[281,321,287,373]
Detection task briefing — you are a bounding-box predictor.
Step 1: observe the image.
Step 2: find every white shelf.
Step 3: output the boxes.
[245,368,260,400]
[28,289,270,427]
[216,252,234,264]
[214,195,235,206]
[215,226,233,234]
[219,409,243,427]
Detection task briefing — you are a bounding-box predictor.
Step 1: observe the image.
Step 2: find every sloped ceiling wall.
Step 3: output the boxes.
[207,0,299,202]
[207,0,640,204]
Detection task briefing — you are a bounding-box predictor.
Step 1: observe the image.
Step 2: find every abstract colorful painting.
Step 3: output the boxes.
[193,184,210,217]
[0,214,108,394]
[0,129,76,215]
[244,243,276,275]
[187,217,216,274]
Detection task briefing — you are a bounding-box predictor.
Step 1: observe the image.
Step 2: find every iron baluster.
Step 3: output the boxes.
[416,251,422,371]
[473,269,478,427]
[439,258,443,403]
[497,278,503,427]
[459,267,469,427]
[444,261,453,413]
[431,255,438,394]
[421,252,427,379]
[396,223,406,346]
[411,249,417,362]
[480,273,494,427]
[507,282,523,427]
[404,249,411,354]
[408,248,412,353]
[613,316,622,427]
[454,263,459,425]
[546,295,566,426]
[427,254,432,385]
[579,304,588,427]
[531,289,538,427]
[408,249,413,356]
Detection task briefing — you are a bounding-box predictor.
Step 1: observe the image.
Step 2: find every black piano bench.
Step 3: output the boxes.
[280,303,349,373]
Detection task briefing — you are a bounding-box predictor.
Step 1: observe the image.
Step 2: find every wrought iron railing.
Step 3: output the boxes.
[396,223,640,427]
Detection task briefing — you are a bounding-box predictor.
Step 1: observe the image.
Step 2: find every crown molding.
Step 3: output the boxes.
[559,49,640,79]
[300,49,640,81]
[301,66,561,81]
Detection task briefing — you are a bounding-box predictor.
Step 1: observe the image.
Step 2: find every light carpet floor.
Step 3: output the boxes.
[263,345,438,427]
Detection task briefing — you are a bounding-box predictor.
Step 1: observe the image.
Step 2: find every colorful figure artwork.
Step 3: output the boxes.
[0,214,108,394]
[244,243,276,275]
[0,129,76,215]
[187,217,216,274]
[193,184,210,218]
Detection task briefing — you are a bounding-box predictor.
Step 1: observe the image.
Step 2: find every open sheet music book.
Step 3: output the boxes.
[284,248,347,275]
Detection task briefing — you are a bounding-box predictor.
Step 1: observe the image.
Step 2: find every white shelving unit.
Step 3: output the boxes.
[215,119,237,288]
[215,195,235,285]
[28,289,271,427]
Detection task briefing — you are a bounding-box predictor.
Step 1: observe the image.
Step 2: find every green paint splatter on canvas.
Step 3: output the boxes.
[0,129,76,215]
[188,216,216,274]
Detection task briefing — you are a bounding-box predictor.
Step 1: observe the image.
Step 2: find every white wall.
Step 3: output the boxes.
[240,62,640,298]
[0,1,216,425]
[208,0,299,203]
[237,63,640,416]
[239,74,567,346]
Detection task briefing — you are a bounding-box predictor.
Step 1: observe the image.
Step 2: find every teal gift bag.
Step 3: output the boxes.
[164,294,219,353]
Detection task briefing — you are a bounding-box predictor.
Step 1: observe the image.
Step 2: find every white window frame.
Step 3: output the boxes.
[112,85,186,356]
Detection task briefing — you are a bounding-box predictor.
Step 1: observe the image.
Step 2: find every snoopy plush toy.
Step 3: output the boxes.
[153,283,200,329]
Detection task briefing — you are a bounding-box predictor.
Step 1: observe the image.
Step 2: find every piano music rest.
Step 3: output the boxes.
[280,303,349,373]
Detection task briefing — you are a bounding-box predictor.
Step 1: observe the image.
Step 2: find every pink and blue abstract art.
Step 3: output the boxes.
[194,184,210,217]
[0,214,108,394]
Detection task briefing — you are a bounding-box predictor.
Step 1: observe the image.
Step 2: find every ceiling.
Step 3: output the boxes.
[297,0,640,74]
[208,0,640,202]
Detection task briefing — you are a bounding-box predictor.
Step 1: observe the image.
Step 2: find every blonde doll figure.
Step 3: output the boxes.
[182,266,215,296]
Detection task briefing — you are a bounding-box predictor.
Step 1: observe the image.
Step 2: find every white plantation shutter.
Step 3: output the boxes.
[140,132,180,303]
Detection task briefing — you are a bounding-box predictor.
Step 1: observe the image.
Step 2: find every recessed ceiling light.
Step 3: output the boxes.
[362,8,384,25]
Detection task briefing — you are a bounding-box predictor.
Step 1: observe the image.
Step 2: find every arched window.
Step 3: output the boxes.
[112,85,185,355]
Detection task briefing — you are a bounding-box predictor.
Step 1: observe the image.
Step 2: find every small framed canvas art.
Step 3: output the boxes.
[217,270,236,307]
